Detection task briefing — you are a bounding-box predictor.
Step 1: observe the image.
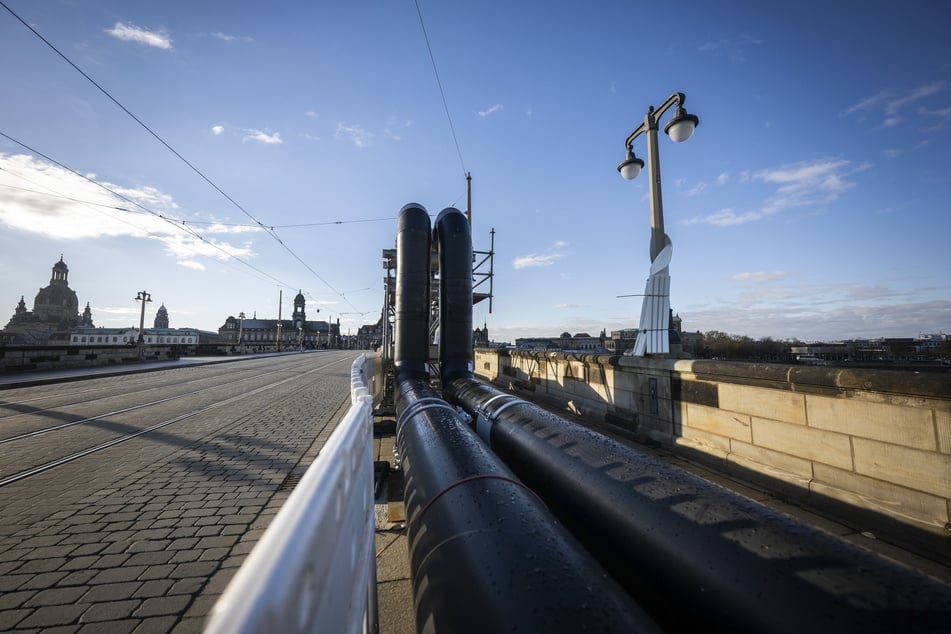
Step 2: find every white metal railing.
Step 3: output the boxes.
[205,353,380,633]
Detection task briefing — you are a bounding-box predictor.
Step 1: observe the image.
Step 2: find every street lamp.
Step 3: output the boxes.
[618,92,699,356]
[135,291,152,345]
[237,311,245,346]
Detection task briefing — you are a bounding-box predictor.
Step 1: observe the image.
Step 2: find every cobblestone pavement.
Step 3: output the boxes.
[0,351,358,632]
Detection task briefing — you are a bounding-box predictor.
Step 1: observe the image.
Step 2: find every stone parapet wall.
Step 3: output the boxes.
[1,346,178,373]
[474,348,951,539]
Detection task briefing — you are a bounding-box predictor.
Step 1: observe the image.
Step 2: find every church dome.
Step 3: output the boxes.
[33,275,79,323]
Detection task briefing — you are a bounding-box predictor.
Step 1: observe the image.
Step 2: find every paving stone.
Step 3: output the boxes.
[80,599,141,622]
[93,553,131,569]
[90,566,148,585]
[17,534,67,549]
[16,557,70,574]
[128,540,172,554]
[20,571,69,589]
[78,618,139,633]
[131,615,178,633]
[0,590,36,610]
[16,603,87,628]
[81,583,142,602]
[169,577,204,596]
[56,569,98,586]
[133,595,191,618]
[135,564,175,581]
[132,580,175,599]
[169,550,202,565]
[60,555,101,572]
[0,608,30,630]
[125,551,176,566]
[198,547,230,562]
[24,586,88,607]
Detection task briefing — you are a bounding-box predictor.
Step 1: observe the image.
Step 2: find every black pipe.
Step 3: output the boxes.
[394,203,431,377]
[433,207,473,383]
[394,376,661,633]
[445,377,951,634]
[393,202,659,632]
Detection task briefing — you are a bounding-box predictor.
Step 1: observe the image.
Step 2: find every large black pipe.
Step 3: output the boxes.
[393,203,659,632]
[445,377,951,634]
[394,203,431,377]
[395,377,660,632]
[433,207,473,383]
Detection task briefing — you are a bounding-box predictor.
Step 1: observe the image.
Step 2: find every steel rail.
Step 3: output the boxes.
[0,355,352,488]
[0,355,340,442]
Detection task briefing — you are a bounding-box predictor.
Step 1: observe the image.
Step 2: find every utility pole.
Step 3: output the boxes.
[135,291,151,346]
[276,289,282,352]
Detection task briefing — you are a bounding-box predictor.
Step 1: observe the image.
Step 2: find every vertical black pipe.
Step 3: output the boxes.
[433,207,473,383]
[393,202,660,632]
[394,203,431,379]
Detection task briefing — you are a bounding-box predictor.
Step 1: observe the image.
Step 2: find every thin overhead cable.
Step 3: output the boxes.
[0,130,294,290]
[0,0,275,239]
[0,179,396,230]
[0,0,359,309]
[414,0,467,178]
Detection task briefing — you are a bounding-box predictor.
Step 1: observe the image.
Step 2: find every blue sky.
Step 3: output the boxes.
[1,0,949,343]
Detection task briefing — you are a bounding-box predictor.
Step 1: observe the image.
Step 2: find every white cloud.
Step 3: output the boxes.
[478,104,504,118]
[685,158,863,227]
[684,208,774,227]
[920,105,951,118]
[242,129,283,144]
[384,117,412,141]
[716,172,729,185]
[731,271,788,282]
[106,22,172,50]
[306,110,319,119]
[842,81,946,127]
[686,182,707,196]
[335,123,372,148]
[211,125,224,136]
[210,32,252,43]
[513,241,567,269]
[697,34,763,62]
[513,253,563,269]
[0,152,257,265]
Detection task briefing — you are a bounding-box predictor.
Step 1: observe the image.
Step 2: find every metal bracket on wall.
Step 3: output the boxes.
[648,377,659,415]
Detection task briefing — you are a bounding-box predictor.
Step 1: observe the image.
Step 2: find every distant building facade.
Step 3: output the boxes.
[2,256,91,345]
[218,291,341,349]
[68,304,200,346]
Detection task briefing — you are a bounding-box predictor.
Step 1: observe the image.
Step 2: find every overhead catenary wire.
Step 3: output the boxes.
[0,0,362,313]
[0,0,273,237]
[414,0,467,179]
[0,130,295,291]
[0,176,398,231]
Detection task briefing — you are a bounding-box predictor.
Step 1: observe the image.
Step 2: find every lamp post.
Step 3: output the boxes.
[618,92,699,356]
[237,311,245,348]
[135,290,152,345]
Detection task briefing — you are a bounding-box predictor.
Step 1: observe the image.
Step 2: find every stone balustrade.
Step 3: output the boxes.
[474,348,951,543]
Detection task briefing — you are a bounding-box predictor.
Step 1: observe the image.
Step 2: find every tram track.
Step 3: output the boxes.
[1,365,296,443]
[0,355,324,424]
[0,353,353,488]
